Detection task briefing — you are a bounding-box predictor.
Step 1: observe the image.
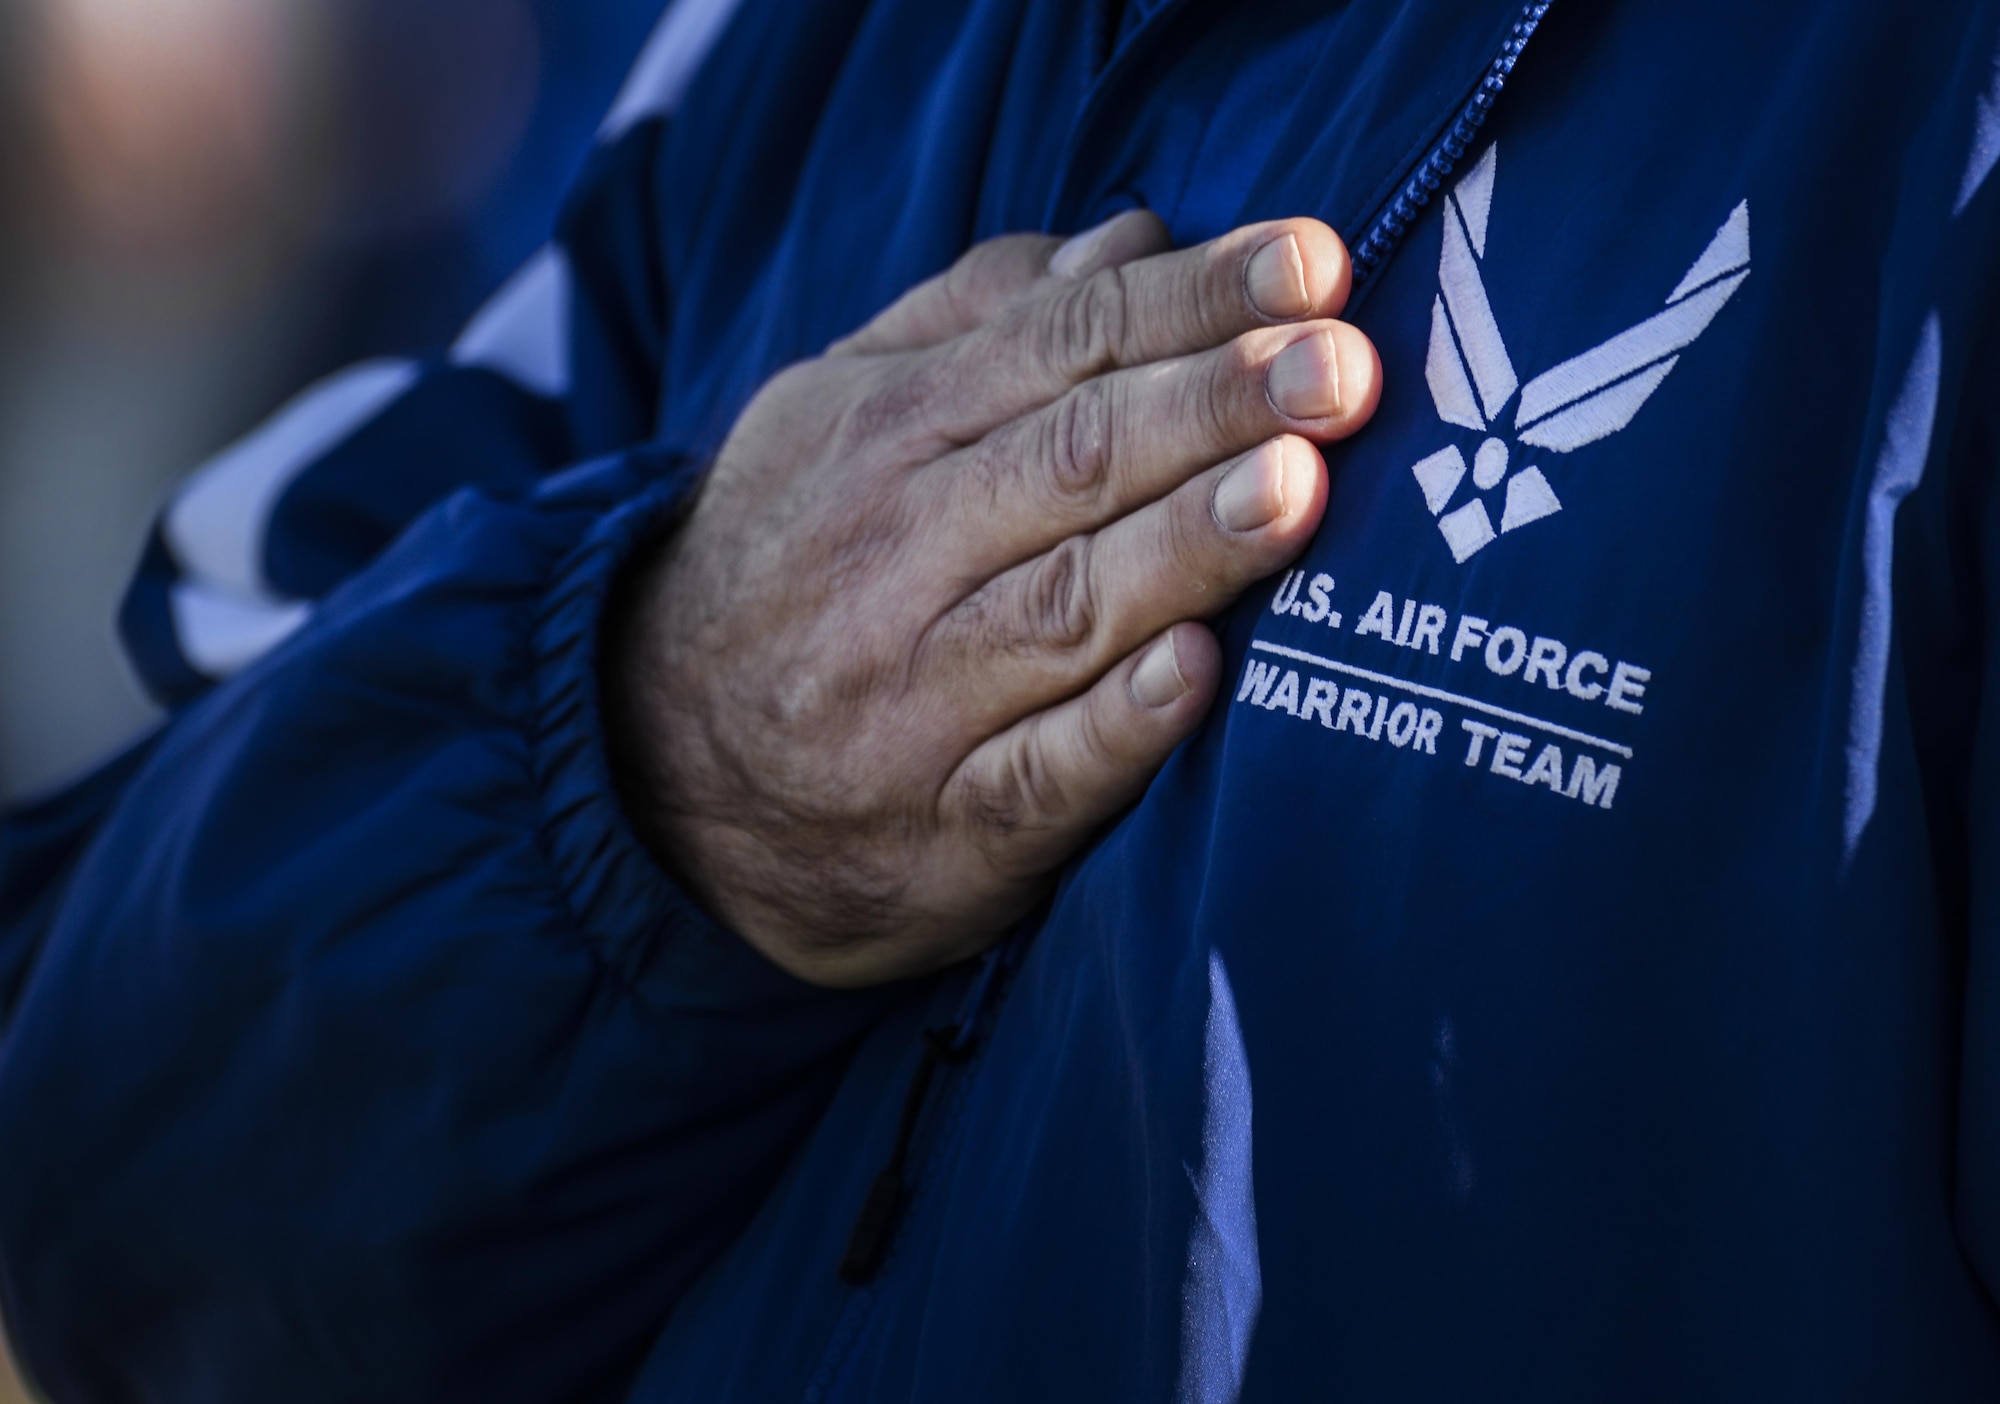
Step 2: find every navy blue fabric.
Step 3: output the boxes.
[5,457,915,1402]
[295,0,668,373]
[0,735,161,1022]
[10,0,2000,1399]
[119,122,674,707]
[119,527,217,709]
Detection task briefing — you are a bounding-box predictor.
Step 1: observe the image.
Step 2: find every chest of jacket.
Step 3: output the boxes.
[634,0,2000,1397]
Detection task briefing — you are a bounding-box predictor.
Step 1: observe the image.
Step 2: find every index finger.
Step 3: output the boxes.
[912,217,1353,447]
[828,212,1170,359]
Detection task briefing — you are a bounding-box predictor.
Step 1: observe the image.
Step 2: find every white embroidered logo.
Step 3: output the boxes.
[1413,144,1751,562]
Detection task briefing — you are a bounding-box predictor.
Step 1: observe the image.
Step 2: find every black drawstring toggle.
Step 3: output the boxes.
[836,1022,975,1285]
[836,938,1018,1287]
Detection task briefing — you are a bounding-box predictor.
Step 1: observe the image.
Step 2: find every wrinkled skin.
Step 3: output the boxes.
[613,212,1381,987]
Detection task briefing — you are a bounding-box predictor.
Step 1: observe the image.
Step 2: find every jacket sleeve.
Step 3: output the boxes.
[0,3,910,1399]
[38,0,724,990]
[118,0,739,710]
[0,457,909,1403]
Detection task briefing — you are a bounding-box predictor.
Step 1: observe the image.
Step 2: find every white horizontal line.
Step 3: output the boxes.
[1249,641,1635,759]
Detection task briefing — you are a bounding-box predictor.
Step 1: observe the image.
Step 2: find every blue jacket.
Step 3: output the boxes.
[6,0,2000,1397]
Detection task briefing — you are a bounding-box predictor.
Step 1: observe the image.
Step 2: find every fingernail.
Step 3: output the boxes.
[1213,446,1286,533]
[1267,330,1342,420]
[1131,634,1188,709]
[1245,233,1309,319]
[1050,215,1125,279]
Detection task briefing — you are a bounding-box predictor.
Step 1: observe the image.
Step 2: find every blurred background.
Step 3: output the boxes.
[0,0,666,808]
[0,0,665,1395]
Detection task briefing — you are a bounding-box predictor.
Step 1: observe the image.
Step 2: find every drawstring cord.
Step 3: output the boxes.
[837,939,1014,1285]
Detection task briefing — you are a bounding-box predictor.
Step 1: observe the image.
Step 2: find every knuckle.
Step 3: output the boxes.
[1044,381,1114,506]
[940,254,984,327]
[962,738,1065,840]
[943,534,1098,659]
[1025,535,1098,654]
[956,763,1026,839]
[948,234,1045,320]
[737,359,857,457]
[1043,265,1133,378]
[1092,266,1137,365]
[836,365,930,454]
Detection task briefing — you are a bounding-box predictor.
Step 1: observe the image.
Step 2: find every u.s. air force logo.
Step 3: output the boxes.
[1413,143,1752,562]
[1230,148,1756,809]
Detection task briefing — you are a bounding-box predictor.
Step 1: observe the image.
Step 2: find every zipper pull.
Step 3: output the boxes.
[837,1025,977,1285]
[838,1166,908,1285]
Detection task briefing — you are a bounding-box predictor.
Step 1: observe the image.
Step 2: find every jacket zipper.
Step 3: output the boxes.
[804,6,1560,1394]
[835,946,1007,1285]
[1349,1,1555,289]
[807,937,1022,1402]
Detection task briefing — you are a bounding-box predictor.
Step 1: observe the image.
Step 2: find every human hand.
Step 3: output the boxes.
[611,211,1380,987]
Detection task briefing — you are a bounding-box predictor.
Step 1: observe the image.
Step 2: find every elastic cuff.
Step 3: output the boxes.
[528,457,828,1003]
